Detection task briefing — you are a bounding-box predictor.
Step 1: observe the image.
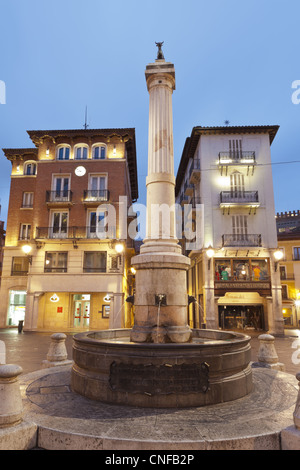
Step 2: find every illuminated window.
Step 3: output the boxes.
[75,145,88,160]
[92,144,106,160]
[56,145,70,160]
[24,161,37,175]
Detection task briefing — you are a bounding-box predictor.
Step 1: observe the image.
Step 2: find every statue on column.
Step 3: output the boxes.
[155,41,165,60]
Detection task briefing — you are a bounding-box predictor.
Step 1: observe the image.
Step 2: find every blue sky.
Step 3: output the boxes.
[0,0,300,223]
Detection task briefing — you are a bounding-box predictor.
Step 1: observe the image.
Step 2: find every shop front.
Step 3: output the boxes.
[218,304,265,330]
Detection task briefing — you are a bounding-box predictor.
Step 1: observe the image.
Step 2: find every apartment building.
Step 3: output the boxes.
[175,125,284,335]
[0,128,138,331]
[276,210,300,327]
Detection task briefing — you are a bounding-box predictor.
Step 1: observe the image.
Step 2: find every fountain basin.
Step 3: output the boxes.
[71,329,252,408]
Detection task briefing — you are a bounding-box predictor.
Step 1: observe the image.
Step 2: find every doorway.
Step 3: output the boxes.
[73,294,90,328]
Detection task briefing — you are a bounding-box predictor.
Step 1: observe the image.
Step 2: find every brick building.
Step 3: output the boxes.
[0,128,138,331]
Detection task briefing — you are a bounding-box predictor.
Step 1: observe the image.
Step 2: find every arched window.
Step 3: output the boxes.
[92,144,106,160]
[23,161,37,176]
[74,144,88,160]
[56,145,70,161]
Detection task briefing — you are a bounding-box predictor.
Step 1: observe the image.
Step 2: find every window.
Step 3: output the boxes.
[294,247,300,261]
[83,252,106,272]
[75,145,88,160]
[22,192,33,208]
[11,257,29,276]
[88,174,107,200]
[232,215,248,237]
[92,145,106,160]
[51,176,70,200]
[7,290,26,326]
[50,211,68,238]
[57,146,70,160]
[282,285,289,299]
[88,210,106,238]
[215,258,269,281]
[44,252,68,273]
[230,171,245,197]
[24,161,37,175]
[229,139,242,159]
[280,266,287,280]
[19,224,31,240]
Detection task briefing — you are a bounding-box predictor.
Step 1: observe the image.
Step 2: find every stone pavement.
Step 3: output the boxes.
[1,327,300,376]
[1,327,300,450]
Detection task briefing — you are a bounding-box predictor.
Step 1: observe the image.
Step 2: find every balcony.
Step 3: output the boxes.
[189,159,201,184]
[183,181,194,197]
[218,151,256,175]
[222,234,262,247]
[46,190,73,207]
[83,190,110,205]
[35,226,116,240]
[220,191,259,213]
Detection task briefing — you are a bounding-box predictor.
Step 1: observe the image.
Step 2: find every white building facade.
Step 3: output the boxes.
[175,125,284,335]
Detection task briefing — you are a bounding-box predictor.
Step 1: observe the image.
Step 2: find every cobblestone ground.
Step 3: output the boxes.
[0,327,300,376]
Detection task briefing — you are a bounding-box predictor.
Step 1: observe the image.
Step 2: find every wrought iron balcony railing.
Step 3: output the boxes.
[35,226,116,240]
[222,233,262,247]
[83,190,110,202]
[219,151,256,164]
[220,191,259,205]
[46,190,73,203]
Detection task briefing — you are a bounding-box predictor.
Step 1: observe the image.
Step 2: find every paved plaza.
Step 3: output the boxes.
[1,327,300,450]
[1,327,300,376]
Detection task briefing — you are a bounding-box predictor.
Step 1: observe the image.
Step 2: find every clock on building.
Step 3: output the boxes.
[75,166,86,176]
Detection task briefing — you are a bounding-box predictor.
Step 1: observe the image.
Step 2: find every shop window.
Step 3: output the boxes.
[215,259,232,280]
[44,252,68,272]
[11,257,29,276]
[250,259,269,281]
[83,251,106,272]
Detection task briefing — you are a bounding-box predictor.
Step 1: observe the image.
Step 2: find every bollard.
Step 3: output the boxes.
[281,372,300,449]
[0,341,6,365]
[252,334,285,371]
[0,364,23,427]
[42,333,73,368]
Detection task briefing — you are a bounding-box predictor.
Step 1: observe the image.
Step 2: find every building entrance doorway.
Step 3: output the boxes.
[73,294,90,328]
[218,304,264,330]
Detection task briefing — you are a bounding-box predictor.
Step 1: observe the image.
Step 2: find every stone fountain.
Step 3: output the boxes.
[71,45,253,408]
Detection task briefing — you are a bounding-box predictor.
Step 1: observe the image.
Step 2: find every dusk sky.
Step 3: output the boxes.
[0,0,300,224]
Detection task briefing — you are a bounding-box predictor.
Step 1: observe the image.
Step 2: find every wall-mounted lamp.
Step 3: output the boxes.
[130,267,136,275]
[46,147,50,156]
[115,242,124,253]
[206,246,214,270]
[274,250,283,271]
[22,244,32,264]
[113,145,116,156]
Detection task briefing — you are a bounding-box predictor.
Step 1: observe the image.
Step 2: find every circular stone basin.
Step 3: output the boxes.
[71,328,252,408]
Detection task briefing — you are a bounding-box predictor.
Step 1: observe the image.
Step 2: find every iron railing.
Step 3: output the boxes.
[220,191,259,204]
[222,234,262,247]
[35,226,116,240]
[219,151,256,164]
[46,190,73,203]
[83,190,110,202]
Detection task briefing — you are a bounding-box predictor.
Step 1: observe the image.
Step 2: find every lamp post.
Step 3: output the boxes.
[206,246,215,270]
[22,244,32,264]
[274,249,284,272]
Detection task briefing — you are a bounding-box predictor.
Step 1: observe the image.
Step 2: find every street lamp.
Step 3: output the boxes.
[22,244,32,264]
[206,246,214,270]
[274,250,284,271]
[115,243,124,254]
